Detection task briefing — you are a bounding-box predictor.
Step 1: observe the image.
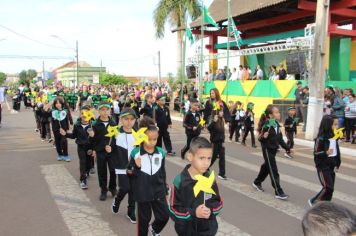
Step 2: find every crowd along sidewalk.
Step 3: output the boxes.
[169,111,356,158]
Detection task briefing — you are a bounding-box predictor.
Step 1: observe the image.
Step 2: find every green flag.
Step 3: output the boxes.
[228,17,242,49]
[186,25,194,45]
[203,6,219,29]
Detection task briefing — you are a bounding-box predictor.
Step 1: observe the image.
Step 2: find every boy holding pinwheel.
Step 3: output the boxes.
[111,108,137,224]
[91,101,117,201]
[60,105,95,189]
[181,98,203,160]
[284,106,298,158]
[169,137,223,236]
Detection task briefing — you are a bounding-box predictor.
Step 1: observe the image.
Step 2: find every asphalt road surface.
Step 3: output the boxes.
[1,109,356,236]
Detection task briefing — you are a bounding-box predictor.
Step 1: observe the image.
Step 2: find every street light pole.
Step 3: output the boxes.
[76,40,79,88]
[305,0,330,140]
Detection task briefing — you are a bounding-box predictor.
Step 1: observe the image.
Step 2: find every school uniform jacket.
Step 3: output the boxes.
[244,110,255,128]
[183,110,201,137]
[154,105,172,129]
[259,123,290,151]
[169,165,223,236]
[203,100,231,123]
[284,116,297,134]
[140,103,154,118]
[127,146,167,202]
[207,120,225,143]
[314,137,341,170]
[66,119,93,146]
[91,118,117,153]
[113,127,135,175]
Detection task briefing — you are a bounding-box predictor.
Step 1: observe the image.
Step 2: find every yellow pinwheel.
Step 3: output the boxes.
[213,102,220,111]
[35,97,41,103]
[132,128,148,146]
[31,91,37,97]
[199,118,206,126]
[25,92,30,97]
[130,102,136,109]
[193,170,216,198]
[42,94,48,103]
[333,128,344,140]
[105,125,119,138]
[82,109,96,122]
[108,98,113,103]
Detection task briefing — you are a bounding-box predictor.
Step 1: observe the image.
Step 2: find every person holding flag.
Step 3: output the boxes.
[169,137,223,236]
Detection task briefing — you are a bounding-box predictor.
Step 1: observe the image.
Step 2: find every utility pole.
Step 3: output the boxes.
[158,51,161,84]
[42,61,45,87]
[305,0,330,140]
[76,40,79,89]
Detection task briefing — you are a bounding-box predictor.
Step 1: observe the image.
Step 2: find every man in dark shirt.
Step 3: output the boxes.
[278,63,287,80]
[294,81,304,123]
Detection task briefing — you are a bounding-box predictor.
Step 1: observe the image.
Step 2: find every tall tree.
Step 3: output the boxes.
[153,0,201,75]
[0,72,6,85]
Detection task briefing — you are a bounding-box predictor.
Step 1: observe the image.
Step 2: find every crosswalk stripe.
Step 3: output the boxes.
[249,152,356,184]
[4,147,54,152]
[41,164,117,236]
[225,155,356,207]
[166,157,305,221]
[293,151,356,170]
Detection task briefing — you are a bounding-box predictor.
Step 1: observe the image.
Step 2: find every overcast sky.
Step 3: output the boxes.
[0,0,213,76]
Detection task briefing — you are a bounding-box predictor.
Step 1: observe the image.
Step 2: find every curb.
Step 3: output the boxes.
[171,115,356,157]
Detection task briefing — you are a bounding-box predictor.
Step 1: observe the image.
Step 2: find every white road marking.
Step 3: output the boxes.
[225,155,356,207]
[167,157,305,221]
[249,152,356,184]
[41,164,116,236]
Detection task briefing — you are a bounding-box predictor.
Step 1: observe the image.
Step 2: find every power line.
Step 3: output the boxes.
[0,24,71,50]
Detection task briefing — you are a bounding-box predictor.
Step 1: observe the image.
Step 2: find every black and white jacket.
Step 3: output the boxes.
[113,127,135,175]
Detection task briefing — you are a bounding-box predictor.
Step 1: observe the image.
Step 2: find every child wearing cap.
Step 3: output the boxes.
[154,95,176,156]
[111,108,137,224]
[284,106,297,159]
[242,102,257,148]
[91,101,117,201]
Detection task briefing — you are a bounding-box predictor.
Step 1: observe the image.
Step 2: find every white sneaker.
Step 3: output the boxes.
[284,153,293,159]
[308,199,313,207]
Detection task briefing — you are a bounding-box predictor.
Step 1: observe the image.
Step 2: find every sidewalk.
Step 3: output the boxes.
[170,110,356,157]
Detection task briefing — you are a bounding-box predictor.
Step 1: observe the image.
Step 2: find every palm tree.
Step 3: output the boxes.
[153,0,201,75]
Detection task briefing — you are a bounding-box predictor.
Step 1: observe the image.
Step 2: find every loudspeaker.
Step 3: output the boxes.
[186,65,196,79]
[286,52,306,75]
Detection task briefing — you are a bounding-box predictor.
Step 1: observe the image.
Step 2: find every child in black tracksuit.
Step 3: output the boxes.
[127,117,169,236]
[208,109,227,180]
[253,105,291,200]
[62,105,94,189]
[309,115,341,206]
[170,137,223,236]
[181,98,202,160]
[242,102,256,148]
[39,100,53,142]
[52,96,73,162]
[111,108,137,224]
[284,107,297,159]
[229,101,244,142]
[92,102,117,201]
[154,94,175,155]
[140,94,154,119]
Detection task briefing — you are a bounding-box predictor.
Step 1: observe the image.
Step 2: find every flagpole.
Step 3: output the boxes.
[226,0,231,103]
[180,14,188,115]
[199,0,205,102]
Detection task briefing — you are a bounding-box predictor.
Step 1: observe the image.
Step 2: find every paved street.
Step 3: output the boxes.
[1,108,356,236]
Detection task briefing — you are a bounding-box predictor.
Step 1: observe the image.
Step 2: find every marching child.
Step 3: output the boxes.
[253,105,291,200]
[52,96,72,162]
[208,108,227,180]
[308,115,341,206]
[140,93,154,118]
[242,102,257,148]
[229,101,244,142]
[39,99,53,143]
[284,106,297,158]
[112,93,121,125]
[181,98,202,160]
[169,137,223,236]
[154,94,176,156]
[111,108,137,224]
[61,105,94,189]
[127,117,169,236]
[92,101,117,201]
